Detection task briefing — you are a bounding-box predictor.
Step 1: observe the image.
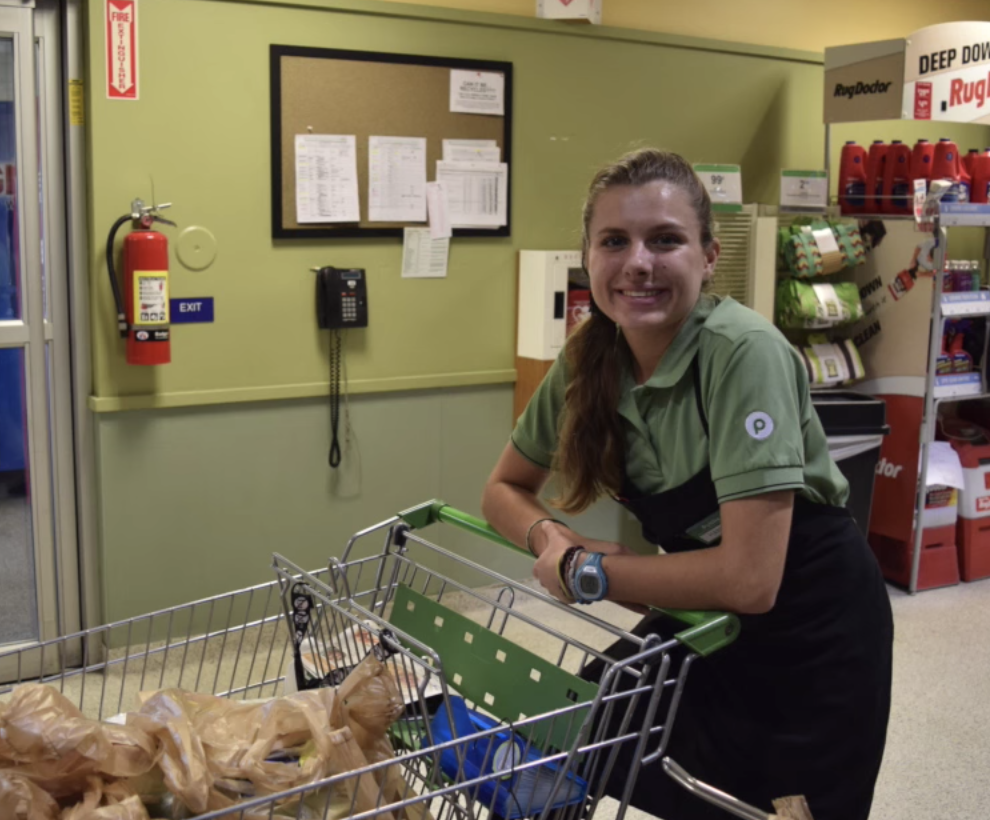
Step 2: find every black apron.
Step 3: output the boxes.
[581,360,894,820]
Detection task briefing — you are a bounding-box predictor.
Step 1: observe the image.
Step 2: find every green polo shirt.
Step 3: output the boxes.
[512,294,849,507]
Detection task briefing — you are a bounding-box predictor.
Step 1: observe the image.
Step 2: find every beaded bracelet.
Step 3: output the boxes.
[525,517,564,556]
[566,548,586,600]
[557,546,584,602]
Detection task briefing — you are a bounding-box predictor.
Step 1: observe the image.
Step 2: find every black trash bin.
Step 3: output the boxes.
[811,391,890,538]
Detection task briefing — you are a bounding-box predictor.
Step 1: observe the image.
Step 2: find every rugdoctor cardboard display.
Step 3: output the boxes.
[825,22,990,124]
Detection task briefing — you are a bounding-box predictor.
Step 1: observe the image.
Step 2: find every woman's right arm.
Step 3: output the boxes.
[481,442,576,556]
[482,443,644,611]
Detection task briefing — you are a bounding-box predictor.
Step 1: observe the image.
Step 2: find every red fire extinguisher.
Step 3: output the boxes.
[106,199,176,365]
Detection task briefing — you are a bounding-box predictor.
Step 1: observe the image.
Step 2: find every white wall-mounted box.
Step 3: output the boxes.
[517,250,582,361]
[536,0,601,25]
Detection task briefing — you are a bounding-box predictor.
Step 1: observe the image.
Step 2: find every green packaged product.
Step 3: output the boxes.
[776,279,864,329]
[779,220,866,279]
[793,334,866,387]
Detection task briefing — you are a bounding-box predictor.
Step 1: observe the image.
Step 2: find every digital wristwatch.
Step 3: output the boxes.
[573,552,608,604]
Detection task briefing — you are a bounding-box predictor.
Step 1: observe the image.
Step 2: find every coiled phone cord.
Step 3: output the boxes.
[328,329,343,468]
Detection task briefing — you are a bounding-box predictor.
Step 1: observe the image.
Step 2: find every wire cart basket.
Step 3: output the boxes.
[0,501,813,820]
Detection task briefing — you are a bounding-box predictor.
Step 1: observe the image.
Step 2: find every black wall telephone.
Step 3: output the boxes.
[316,266,368,329]
[315,266,368,469]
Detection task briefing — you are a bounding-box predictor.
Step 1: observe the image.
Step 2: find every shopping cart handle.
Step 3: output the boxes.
[397,500,740,657]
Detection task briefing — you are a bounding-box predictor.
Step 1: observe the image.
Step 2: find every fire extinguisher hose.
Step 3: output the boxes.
[106,214,132,338]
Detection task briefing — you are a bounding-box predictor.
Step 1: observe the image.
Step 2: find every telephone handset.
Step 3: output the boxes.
[316,266,368,329]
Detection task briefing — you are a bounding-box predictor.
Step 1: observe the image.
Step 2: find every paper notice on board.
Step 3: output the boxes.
[435,161,507,228]
[368,136,427,222]
[402,228,449,278]
[295,134,360,223]
[426,182,452,239]
[450,70,505,115]
[442,139,500,163]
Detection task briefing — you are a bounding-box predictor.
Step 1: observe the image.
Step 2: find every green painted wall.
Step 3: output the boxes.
[93,385,520,617]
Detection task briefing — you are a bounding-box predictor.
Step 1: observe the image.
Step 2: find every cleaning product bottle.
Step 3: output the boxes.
[964,149,981,176]
[949,323,974,373]
[889,264,918,300]
[958,157,973,203]
[958,260,982,291]
[936,333,953,375]
[944,259,957,293]
[865,140,888,214]
[882,140,912,214]
[934,138,970,203]
[911,139,934,195]
[937,335,954,374]
[971,150,990,204]
[838,141,868,214]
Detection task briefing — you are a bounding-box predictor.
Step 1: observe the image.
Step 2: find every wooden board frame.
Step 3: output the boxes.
[270,45,513,239]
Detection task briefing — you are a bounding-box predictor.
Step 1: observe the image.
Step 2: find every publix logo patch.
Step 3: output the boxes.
[834,80,893,100]
[745,412,774,441]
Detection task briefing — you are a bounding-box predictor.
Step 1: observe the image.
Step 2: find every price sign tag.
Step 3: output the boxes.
[693,164,743,205]
[780,170,828,209]
[811,227,841,255]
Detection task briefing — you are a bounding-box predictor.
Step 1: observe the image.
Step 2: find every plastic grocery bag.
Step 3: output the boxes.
[0,771,60,820]
[131,685,397,819]
[61,777,151,820]
[334,652,431,820]
[0,684,158,798]
[335,650,405,746]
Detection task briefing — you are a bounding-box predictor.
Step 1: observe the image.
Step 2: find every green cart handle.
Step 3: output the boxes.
[397,500,739,657]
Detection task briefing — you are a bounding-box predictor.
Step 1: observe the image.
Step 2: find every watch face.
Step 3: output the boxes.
[579,573,600,594]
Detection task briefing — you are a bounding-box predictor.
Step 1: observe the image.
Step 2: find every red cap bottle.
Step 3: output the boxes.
[838,141,868,215]
[882,140,912,214]
[865,140,888,214]
[971,150,990,204]
[933,138,971,203]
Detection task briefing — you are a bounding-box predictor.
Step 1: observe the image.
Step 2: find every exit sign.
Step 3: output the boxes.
[170,298,214,324]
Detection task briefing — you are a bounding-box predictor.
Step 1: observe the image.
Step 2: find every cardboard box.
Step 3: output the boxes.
[536,0,601,25]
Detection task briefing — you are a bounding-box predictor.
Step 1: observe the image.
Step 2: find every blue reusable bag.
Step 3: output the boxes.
[428,696,589,819]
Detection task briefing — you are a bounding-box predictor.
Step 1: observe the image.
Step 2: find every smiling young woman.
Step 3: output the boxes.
[481,149,894,820]
[585,178,719,380]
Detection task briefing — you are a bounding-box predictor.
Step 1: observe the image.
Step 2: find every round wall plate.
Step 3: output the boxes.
[175,226,218,271]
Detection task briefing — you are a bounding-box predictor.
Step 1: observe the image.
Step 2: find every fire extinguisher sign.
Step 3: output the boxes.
[106,0,138,100]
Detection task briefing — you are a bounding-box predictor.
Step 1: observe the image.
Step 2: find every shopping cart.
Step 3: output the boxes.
[0,500,809,820]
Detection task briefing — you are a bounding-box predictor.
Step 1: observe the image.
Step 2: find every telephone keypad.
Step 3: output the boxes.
[342,293,358,322]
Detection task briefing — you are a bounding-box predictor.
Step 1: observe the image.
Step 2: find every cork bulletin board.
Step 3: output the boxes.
[270,45,514,239]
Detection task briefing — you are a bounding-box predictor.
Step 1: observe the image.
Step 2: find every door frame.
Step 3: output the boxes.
[0,0,59,654]
[61,0,100,634]
[0,0,92,677]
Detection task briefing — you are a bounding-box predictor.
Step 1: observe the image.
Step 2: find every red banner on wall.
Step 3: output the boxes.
[106,0,137,101]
